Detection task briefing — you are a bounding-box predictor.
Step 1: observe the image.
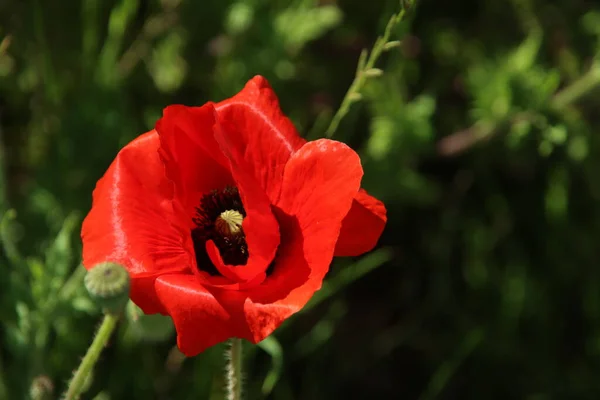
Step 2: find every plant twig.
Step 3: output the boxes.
[438,62,600,156]
[324,0,414,138]
[550,63,600,110]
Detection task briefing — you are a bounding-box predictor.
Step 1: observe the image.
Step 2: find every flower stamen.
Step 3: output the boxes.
[192,187,249,271]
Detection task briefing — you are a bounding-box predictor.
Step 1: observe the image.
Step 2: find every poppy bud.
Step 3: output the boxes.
[29,375,53,400]
[84,262,130,314]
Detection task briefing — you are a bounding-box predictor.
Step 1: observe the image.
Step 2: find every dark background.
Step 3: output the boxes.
[1,0,600,398]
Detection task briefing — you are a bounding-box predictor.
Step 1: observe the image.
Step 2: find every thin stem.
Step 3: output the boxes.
[225,338,243,400]
[325,1,413,138]
[62,314,118,400]
[551,63,600,110]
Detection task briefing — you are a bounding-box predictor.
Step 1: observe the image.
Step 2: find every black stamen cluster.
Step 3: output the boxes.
[192,187,249,271]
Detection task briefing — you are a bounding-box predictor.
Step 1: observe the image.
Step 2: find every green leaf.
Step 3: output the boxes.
[303,248,393,312]
[126,302,175,342]
[507,32,541,73]
[71,296,98,315]
[45,212,80,281]
[0,209,22,265]
[147,31,188,93]
[225,2,255,34]
[275,5,342,52]
[419,329,484,400]
[28,257,46,304]
[257,336,284,396]
[293,300,346,357]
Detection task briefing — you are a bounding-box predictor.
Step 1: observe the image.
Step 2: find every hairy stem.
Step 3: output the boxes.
[62,314,118,400]
[225,338,243,400]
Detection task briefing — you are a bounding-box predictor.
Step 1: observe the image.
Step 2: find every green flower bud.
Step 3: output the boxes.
[84,262,130,314]
[29,375,53,400]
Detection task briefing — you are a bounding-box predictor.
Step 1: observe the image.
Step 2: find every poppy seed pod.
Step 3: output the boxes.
[84,262,130,314]
[29,375,53,400]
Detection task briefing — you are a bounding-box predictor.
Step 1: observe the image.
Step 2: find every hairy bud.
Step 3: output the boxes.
[84,262,130,314]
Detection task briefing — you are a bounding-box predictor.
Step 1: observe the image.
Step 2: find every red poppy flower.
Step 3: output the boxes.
[81,76,386,356]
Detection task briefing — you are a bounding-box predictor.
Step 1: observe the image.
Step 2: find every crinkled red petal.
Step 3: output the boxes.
[81,131,191,314]
[156,104,234,222]
[215,76,306,205]
[334,189,387,257]
[205,240,267,285]
[210,115,280,285]
[241,139,363,342]
[154,274,251,356]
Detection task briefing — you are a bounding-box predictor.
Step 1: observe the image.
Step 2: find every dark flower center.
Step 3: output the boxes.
[192,187,249,274]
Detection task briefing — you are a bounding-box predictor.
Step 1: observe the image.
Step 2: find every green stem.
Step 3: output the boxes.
[225,338,243,400]
[324,1,412,138]
[63,314,118,400]
[551,63,600,110]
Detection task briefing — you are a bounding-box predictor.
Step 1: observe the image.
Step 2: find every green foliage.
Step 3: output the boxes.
[1,0,600,398]
[275,2,342,52]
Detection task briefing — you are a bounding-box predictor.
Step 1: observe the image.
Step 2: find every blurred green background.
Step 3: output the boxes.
[2,0,600,398]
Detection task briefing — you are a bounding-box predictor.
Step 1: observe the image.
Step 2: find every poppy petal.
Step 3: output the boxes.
[242,139,363,342]
[154,274,250,356]
[212,117,280,284]
[81,131,192,314]
[215,76,306,204]
[205,240,267,285]
[156,104,234,220]
[334,189,387,256]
